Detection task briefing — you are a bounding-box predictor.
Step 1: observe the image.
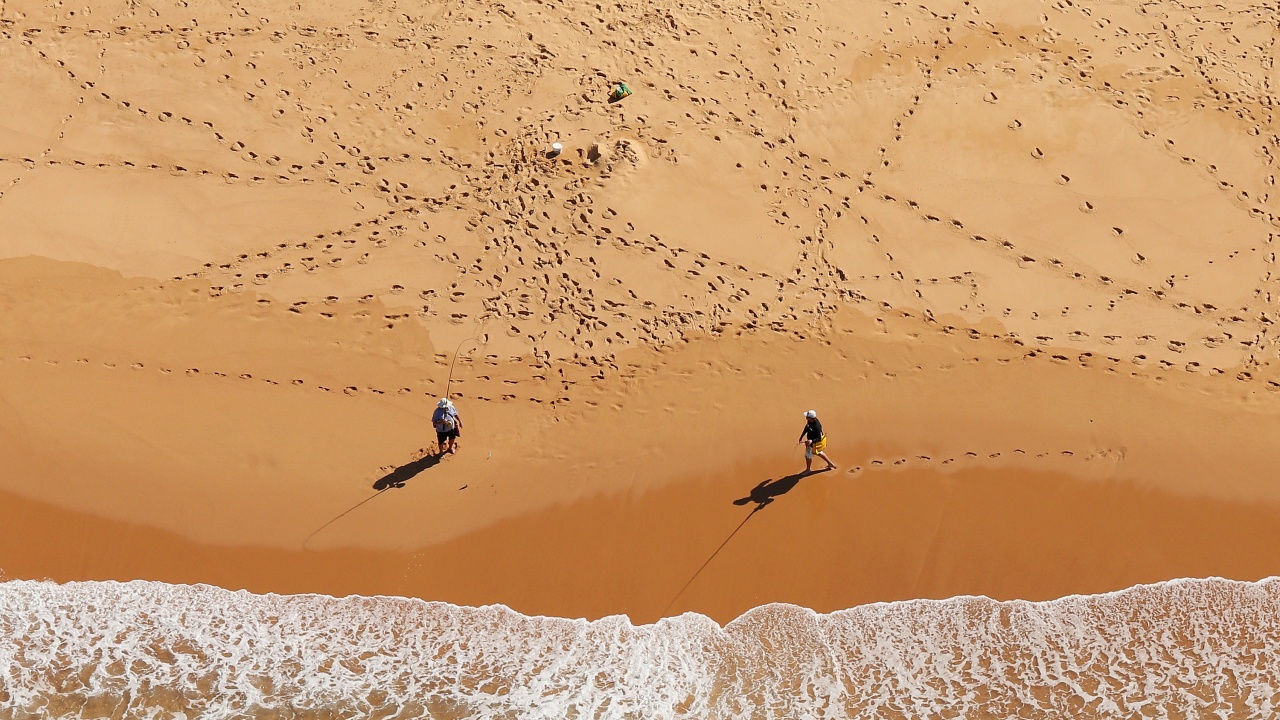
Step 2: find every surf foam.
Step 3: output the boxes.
[1,577,1277,718]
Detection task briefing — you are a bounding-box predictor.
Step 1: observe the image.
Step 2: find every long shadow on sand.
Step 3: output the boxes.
[664,468,831,614]
[303,454,445,549]
[733,467,829,509]
[373,453,444,491]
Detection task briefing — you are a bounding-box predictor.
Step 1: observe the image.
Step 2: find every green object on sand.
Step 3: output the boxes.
[611,82,632,101]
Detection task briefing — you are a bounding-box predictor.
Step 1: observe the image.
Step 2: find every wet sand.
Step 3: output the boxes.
[4,317,1280,624]
[3,0,1280,624]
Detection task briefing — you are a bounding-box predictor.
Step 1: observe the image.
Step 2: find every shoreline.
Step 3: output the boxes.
[4,0,1280,641]
[5,314,1280,625]
[4,574,1279,627]
[5,576,1279,718]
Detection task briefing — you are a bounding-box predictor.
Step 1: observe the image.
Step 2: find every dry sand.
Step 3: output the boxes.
[2,0,1279,625]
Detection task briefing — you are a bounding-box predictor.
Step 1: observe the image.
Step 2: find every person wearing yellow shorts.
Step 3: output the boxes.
[798,409,837,473]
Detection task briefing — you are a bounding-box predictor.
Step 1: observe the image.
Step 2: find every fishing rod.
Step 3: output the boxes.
[443,315,497,398]
[445,333,482,399]
[302,326,489,548]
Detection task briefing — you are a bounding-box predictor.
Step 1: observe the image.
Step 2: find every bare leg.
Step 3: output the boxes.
[818,451,836,470]
[805,448,814,473]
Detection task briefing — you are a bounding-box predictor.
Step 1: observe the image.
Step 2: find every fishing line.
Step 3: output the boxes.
[662,505,762,617]
[303,326,489,548]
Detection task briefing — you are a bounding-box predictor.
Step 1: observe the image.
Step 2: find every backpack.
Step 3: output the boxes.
[434,409,456,432]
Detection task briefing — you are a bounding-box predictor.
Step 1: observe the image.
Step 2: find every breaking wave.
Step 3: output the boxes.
[1,577,1278,718]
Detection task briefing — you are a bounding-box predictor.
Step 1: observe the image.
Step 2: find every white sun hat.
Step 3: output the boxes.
[804,410,817,418]
[438,398,451,408]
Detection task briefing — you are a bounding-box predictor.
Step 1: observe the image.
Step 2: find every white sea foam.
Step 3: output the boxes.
[1,577,1278,719]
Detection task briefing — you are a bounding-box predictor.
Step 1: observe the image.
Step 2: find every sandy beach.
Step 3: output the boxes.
[3,0,1280,633]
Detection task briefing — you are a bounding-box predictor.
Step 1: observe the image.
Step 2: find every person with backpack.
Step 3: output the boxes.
[798,409,836,473]
[432,398,462,455]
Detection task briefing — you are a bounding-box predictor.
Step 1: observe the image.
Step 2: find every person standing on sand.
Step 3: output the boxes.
[433,398,462,455]
[798,409,836,473]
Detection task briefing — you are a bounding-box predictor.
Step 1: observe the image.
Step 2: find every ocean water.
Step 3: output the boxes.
[1,578,1277,719]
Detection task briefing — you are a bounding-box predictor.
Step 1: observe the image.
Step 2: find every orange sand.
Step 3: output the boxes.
[2,0,1280,624]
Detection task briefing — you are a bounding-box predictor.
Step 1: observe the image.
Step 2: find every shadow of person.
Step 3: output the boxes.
[373,453,443,491]
[664,467,830,615]
[733,468,829,508]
